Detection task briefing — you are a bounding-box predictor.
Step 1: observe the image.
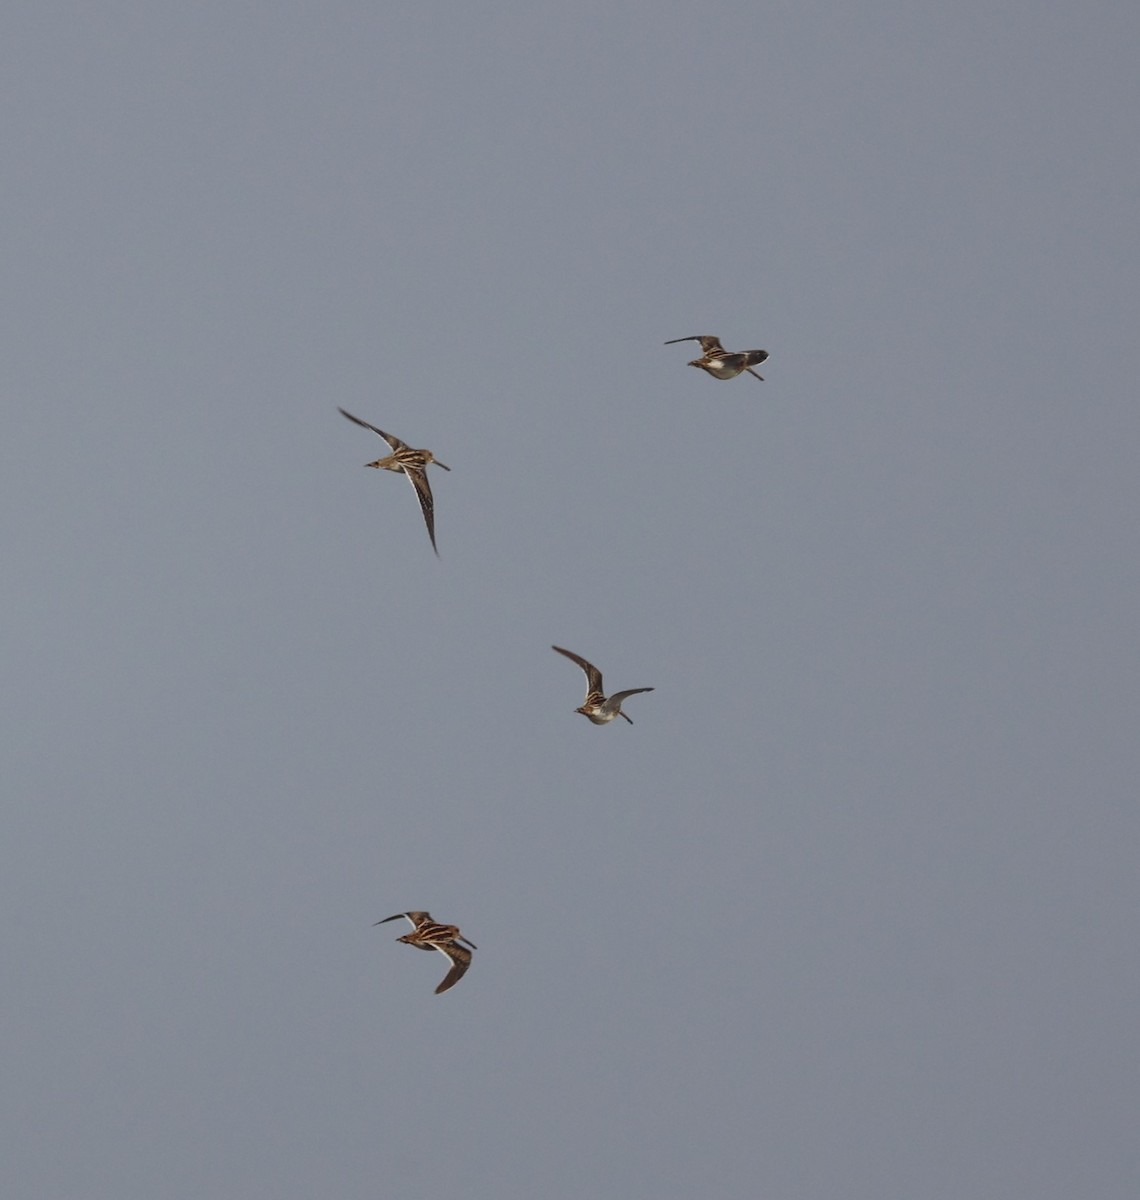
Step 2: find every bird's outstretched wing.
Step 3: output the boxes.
[664,335,725,353]
[338,407,405,453]
[552,645,604,695]
[402,467,440,556]
[433,941,473,994]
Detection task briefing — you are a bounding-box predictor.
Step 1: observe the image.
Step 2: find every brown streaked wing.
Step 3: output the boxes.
[433,941,473,994]
[402,465,441,556]
[338,408,405,454]
[664,335,727,353]
[552,645,604,695]
[376,911,438,933]
[374,911,420,927]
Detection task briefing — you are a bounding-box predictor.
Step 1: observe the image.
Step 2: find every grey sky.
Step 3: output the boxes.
[4,2,1139,1197]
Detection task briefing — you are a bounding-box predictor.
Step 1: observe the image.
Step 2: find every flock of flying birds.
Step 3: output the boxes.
[347,332,770,993]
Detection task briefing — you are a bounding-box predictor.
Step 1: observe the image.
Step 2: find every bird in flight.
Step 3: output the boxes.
[665,334,769,381]
[552,645,654,725]
[374,911,477,995]
[338,408,450,555]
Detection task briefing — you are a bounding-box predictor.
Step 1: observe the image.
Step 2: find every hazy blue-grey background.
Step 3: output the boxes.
[4,3,1138,1197]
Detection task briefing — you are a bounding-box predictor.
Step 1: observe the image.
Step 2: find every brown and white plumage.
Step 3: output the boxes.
[665,334,769,381]
[375,911,476,995]
[338,408,450,555]
[552,645,654,725]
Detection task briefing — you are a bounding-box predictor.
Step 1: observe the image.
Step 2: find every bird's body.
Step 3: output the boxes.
[375,911,476,994]
[552,645,654,725]
[338,408,450,555]
[665,334,768,381]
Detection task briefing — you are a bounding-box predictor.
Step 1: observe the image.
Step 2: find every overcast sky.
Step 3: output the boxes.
[4,3,1139,1198]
